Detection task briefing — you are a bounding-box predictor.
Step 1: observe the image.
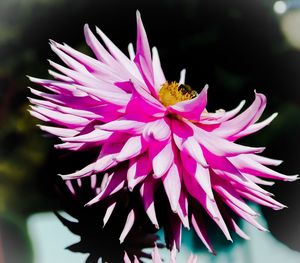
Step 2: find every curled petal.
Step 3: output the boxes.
[211,92,266,138]
[143,118,171,141]
[168,85,208,122]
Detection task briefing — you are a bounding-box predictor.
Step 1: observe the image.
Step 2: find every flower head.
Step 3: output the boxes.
[29,11,298,253]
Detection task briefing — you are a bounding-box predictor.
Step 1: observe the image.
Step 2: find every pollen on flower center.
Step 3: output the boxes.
[158,81,197,107]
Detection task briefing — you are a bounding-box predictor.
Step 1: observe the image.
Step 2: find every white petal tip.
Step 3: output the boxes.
[136,10,141,18]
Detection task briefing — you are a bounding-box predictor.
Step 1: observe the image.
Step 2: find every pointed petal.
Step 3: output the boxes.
[116,136,147,162]
[140,177,159,228]
[149,140,174,178]
[85,168,126,206]
[120,209,135,243]
[103,202,117,227]
[191,213,215,254]
[162,160,182,212]
[152,47,166,91]
[127,153,151,191]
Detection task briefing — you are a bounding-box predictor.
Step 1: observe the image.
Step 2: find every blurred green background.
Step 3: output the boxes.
[0,0,300,262]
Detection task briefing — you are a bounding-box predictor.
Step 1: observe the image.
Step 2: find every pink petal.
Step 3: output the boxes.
[181,152,213,199]
[152,47,166,92]
[140,177,159,228]
[84,24,124,72]
[192,123,265,157]
[230,155,298,182]
[124,252,132,263]
[191,213,215,254]
[143,118,171,141]
[151,245,163,263]
[38,125,79,137]
[211,92,266,138]
[116,136,147,162]
[128,80,165,118]
[127,153,151,191]
[30,105,89,127]
[230,112,278,140]
[168,85,208,122]
[61,129,113,143]
[85,168,126,206]
[149,140,174,178]
[213,182,258,216]
[183,168,232,241]
[134,11,155,94]
[103,202,117,227]
[176,190,189,228]
[200,100,246,124]
[119,209,135,243]
[182,136,209,167]
[99,119,145,134]
[247,154,283,166]
[171,118,194,151]
[162,159,182,212]
[95,26,142,82]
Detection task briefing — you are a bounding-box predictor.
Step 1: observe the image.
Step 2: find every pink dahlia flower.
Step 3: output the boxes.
[29,11,298,253]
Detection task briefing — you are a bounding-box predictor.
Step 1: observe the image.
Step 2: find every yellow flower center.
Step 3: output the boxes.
[158,81,197,107]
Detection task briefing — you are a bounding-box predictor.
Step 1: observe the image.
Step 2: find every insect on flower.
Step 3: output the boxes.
[28,11,298,254]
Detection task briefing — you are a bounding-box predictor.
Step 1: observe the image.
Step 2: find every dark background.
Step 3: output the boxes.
[0,0,300,261]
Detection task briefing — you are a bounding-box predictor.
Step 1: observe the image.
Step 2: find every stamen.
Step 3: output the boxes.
[158,81,197,107]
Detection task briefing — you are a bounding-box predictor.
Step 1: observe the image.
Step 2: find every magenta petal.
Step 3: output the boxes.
[116,136,147,162]
[140,177,159,228]
[212,92,266,138]
[200,100,246,124]
[99,119,145,134]
[165,212,182,251]
[192,124,265,157]
[95,27,142,81]
[149,140,174,178]
[182,137,209,167]
[168,85,208,122]
[213,181,258,216]
[127,153,151,191]
[134,11,155,94]
[143,118,171,141]
[230,112,278,141]
[176,190,189,228]
[183,168,232,241]
[85,168,126,206]
[61,129,112,143]
[162,160,182,212]
[230,155,299,181]
[191,213,215,254]
[181,152,213,199]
